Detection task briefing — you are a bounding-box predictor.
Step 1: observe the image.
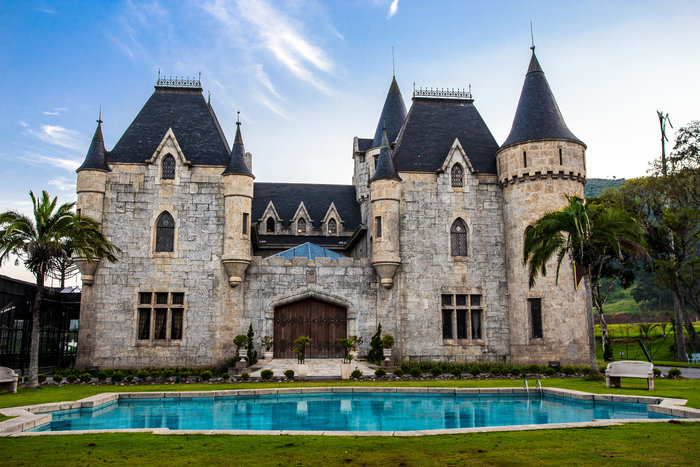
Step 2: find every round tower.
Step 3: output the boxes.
[370,126,401,288]
[222,116,255,287]
[74,116,110,285]
[496,48,588,364]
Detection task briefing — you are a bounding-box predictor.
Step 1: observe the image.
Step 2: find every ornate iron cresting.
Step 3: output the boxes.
[413,85,472,100]
[156,72,202,88]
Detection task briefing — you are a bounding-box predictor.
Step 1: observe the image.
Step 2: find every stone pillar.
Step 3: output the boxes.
[222,174,254,286]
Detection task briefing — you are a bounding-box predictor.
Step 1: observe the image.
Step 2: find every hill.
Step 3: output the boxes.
[585,178,626,198]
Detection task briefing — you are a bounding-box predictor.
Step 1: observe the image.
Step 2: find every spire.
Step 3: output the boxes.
[371,76,407,148]
[500,49,584,150]
[223,112,254,177]
[77,111,110,172]
[370,123,401,182]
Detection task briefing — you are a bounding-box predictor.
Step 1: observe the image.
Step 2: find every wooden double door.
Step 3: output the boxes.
[273,298,347,358]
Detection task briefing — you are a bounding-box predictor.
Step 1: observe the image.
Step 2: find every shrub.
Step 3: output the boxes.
[79,372,92,383]
[66,374,77,383]
[284,369,295,380]
[240,372,250,381]
[197,370,211,381]
[226,358,235,367]
[653,368,662,377]
[431,367,442,377]
[668,368,682,378]
[162,369,174,379]
[584,371,605,382]
[38,374,47,383]
[410,368,422,378]
[125,374,134,382]
[293,336,311,364]
[451,367,463,378]
[509,366,521,376]
[393,369,404,377]
[111,371,125,383]
[351,369,363,379]
[561,365,576,376]
[544,367,556,376]
[96,371,108,381]
[261,369,273,380]
[470,367,481,377]
[368,324,383,364]
[52,374,62,383]
[381,334,395,349]
[247,324,259,365]
[375,368,387,377]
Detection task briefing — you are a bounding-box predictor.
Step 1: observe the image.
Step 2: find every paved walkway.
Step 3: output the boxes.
[656,365,700,379]
[249,358,376,379]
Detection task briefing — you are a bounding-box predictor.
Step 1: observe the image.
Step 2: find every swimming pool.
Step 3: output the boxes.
[34,390,674,432]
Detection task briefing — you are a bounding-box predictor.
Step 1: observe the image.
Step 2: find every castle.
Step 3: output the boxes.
[74,49,589,368]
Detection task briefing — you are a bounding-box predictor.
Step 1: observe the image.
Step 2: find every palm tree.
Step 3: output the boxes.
[523,195,645,372]
[0,191,118,387]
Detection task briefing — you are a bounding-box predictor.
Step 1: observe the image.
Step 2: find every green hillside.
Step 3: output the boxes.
[584,178,626,198]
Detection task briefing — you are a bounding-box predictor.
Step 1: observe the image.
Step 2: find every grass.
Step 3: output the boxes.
[2,379,698,465]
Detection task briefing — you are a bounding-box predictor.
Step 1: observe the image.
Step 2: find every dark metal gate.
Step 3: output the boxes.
[273,298,346,358]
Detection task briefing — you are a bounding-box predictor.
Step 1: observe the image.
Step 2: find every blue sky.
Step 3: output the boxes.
[1,0,700,283]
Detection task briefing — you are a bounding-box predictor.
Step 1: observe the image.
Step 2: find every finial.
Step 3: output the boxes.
[208,91,211,105]
[392,46,395,77]
[97,105,103,124]
[236,110,241,126]
[198,71,202,84]
[383,117,387,131]
[158,68,161,81]
[530,21,535,51]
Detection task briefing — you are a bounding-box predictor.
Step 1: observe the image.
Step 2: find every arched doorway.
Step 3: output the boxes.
[274,298,347,358]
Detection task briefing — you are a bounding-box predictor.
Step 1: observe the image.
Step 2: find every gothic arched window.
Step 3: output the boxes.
[297,218,306,234]
[451,164,463,187]
[328,218,337,235]
[155,211,175,252]
[162,154,175,180]
[450,218,467,257]
[266,217,275,233]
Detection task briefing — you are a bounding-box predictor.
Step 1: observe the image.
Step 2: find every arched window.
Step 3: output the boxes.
[266,217,275,233]
[451,164,463,187]
[155,211,175,252]
[450,218,467,257]
[162,154,175,180]
[297,218,306,234]
[328,218,337,235]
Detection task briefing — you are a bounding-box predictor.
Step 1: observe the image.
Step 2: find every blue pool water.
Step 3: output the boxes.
[35,393,672,432]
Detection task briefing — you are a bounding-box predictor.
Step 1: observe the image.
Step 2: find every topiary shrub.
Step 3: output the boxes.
[410,368,422,378]
[111,371,125,383]
[240,372,250,381]
[368,324,383,364]
[162,369,174,379]
[510,366,521,376]
[221,372,230,380]
[584,371,605,382]
[544,367,556,376]
[393,369,404,377]
[96,371,108,382]
[375,368,387,377]
[66,374,77,383]
[136,369,149,380]
[199,370,212,381]
[38,374,47,384]
[79,373,92,383]
[261,369,273,380]
[451,368,463,378]
[668,368,682,378]
[351,368,363,379]
[653,368,661,377]
[52,374,63,383]
[470,367,481,377]
[431,367,442,377]
[284,369,295,380]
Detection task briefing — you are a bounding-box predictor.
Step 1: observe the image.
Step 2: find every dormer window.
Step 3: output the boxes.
[297,218,306,234]
[328,218,337,236]
[451,164,463,187]
[266,217,275,233]
[162,154,175,180]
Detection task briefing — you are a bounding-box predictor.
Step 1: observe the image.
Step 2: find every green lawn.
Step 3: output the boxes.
[2,379,699,465]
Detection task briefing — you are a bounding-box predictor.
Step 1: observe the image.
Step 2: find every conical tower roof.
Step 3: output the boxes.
[500,49,584,150]
[77,118,110,172]
[371,76,407,148]
[370,125,401,182]
[223,117,254,177]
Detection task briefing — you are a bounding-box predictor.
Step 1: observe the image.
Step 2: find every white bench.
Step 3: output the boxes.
[0,367,18,394]
[605,361,654,391]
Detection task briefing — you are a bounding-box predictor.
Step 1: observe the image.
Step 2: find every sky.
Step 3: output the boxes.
[1,0,700,284]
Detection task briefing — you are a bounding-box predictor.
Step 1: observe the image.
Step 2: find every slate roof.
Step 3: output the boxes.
[371,77,407,148]
[109,86,231,165]
[370,127,401,182]
[252,183,361,230]
[392,97,499,173]
[223,122,253,177]
[357,138,373,152]
[272,242,345,259]
[500,51,584,150]
[77,121,110,172]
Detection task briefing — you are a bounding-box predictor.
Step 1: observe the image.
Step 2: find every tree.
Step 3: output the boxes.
[523,195,645,371]
[0,191,118,388]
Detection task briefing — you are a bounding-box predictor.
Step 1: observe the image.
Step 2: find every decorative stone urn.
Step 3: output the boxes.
[296,363,308,379]
[222,258,250,287]
[263,351,273,360]
[72,257,100,286]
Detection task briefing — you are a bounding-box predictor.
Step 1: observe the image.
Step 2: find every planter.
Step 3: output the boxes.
[383,348,393,359]
[340,362,352,380]
[349,350,359,360]
[296,363,308,379]
[263,351,273,360]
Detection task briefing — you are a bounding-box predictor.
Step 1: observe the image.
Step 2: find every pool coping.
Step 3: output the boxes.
[2,386,699,436]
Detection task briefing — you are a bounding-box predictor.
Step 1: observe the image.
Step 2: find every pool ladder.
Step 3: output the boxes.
[523,379,542,396]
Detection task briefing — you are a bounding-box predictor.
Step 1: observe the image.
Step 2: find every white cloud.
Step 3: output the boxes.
[48,176,77,193]
[19,121,28,128]
[42,107,69,116]
[25,125,85,151]
[388,0,398,18]
[252,64,283,100]
[17,152,82,172]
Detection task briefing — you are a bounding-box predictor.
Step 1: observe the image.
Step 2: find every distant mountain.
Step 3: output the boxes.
[585,178,626,198]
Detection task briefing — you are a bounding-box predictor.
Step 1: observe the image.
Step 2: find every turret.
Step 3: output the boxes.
[74,115,110,285]
[369,125,401,288]
[496,48,588,365]
[222,114,255,287]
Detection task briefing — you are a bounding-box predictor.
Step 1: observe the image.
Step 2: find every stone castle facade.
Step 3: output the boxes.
[74,50,589,368]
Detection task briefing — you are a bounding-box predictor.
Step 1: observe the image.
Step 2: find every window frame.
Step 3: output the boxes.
[328,218,337,236]
[296,218,306,234]
[161,154,176,180]
[450,218,468,258]
[451,164,464,188]
[528,298,543,340]
[440,293,484,343]
[136,292,185,345]
[155,211,175,253]
[375,216,382,238]
[266,217,275,233]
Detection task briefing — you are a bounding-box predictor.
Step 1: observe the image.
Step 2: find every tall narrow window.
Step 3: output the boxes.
[529,298,543,339]
[242,213,249,235]
[450,219,467,257]
[558,147,563,165]
[162,154,175,180]
[297,218,306,234]
[375,216,382,238]
[523,150,527,168]
[451,164,464,187]
[138,309,151,340]
[266,217,275,233]
[328,218,337,235]
[155,212,175,252]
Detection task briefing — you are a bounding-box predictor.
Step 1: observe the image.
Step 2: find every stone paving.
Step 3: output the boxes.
[249,358,376,379]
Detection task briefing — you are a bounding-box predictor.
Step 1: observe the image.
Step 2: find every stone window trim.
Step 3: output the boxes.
[296,217,307,235]
[154,211,176,255]
[266,216,275,233]
[451,163,464,188]
[440,292,485,345]
[450,218,468,260]
[528,297,544,341]
[135,291,186,346]
[328,218,337,236]
[161,154,176,180]
[242,212,249,236]
[375,216,382,238]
